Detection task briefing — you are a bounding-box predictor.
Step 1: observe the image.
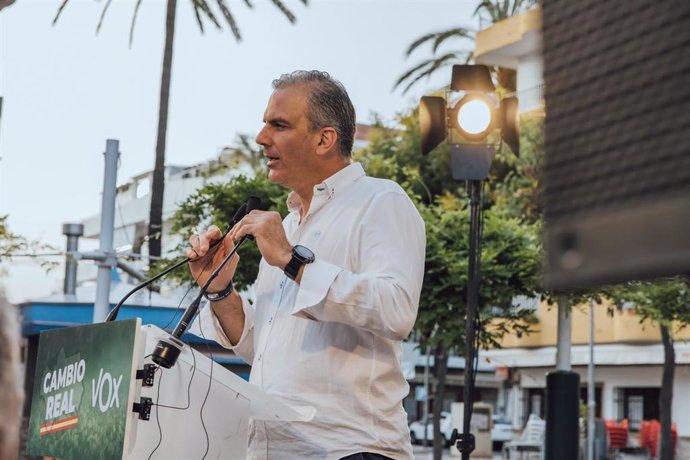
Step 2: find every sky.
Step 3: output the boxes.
[0,0,479,302]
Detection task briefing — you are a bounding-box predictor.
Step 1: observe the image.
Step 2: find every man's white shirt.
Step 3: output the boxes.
[196,162,426,460]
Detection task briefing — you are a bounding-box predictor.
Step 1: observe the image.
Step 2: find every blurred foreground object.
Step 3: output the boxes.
[542,0,690,290]
[0,298,22,460]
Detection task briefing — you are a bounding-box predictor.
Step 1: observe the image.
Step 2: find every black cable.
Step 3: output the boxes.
[161,282,200,332]
[147,367,164,460]
[145,344,199,459]
[152,348,197,410]
[107,200,251,322]
[160,240,221,332]
[198,311,214,460]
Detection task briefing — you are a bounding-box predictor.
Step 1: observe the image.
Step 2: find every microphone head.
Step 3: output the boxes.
[230,203,248,227]
[244,197,262,241]
[246,196,262,212]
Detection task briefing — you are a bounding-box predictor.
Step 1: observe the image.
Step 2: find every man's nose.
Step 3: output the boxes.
[256,126,269,146]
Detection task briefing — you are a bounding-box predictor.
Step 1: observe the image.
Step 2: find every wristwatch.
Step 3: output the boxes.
[204,279,234,302]
[284,245,315,280]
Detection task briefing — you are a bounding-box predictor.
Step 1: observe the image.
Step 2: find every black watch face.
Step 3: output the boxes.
[293,245,315,262]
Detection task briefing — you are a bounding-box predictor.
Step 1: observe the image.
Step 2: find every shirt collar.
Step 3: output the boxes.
[287,162,366,213]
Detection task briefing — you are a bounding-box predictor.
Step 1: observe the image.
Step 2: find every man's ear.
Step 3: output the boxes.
[315,127,338,155]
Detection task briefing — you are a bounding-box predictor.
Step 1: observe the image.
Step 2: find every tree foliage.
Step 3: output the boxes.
[609,279,690,329]
[0,216,58,273]
[416,198,540,353]
[157,173,288,290]
[607,278,690,460]
[0,216,25,260]
[52,0,306,46]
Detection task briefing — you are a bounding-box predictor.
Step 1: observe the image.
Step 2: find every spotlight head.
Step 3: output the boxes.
[450,94,496,141]
[419,96,447,155]
[500,96,520,156]
[451,65,495,92]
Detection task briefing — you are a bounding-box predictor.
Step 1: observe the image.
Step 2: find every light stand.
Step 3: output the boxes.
[419,64,519,460]
[459,179,482,458]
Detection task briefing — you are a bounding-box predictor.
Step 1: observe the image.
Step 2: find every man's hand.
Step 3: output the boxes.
[185,225,239,293]
[228,211,292,270]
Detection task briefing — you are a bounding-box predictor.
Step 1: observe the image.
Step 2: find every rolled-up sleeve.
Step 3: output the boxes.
[291,191,425,340]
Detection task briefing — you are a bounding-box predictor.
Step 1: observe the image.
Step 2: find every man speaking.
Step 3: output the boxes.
[188,71,425,460]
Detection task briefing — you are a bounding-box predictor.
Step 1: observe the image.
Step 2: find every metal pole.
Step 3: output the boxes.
[93,139,119,322]
[460,179,482,460]
[545,295,579,460]
[556,296,572,371]
[423,345,431,446]
[62,223,84,295]
[587,300,596,460]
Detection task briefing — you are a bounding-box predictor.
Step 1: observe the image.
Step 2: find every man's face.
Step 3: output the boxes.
[255,85,319,191]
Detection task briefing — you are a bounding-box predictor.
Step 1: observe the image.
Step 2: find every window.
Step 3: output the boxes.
[617,387,660,431]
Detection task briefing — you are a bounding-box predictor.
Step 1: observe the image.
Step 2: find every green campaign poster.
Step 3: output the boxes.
[27,318,141,460]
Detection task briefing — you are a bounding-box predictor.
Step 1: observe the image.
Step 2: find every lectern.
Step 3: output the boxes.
[27,319,313,459]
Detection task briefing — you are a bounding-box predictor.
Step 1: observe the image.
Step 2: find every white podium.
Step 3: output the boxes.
[123,325,314,460]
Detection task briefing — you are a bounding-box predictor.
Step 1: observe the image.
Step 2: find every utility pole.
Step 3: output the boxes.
[545,296,580,460]
[63,140,120,322]
[93,139,119,322]
[587,301,596,460]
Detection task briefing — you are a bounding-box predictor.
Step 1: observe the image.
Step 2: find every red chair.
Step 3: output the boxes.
[604,419,629,449]
[639,419,677,459]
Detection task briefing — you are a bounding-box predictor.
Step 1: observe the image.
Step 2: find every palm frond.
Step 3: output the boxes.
[398,52,462,95]
[431,27,474,54]
[474,1,501,21]
[393,59,437,90]
[405,32,438,56]
[510,0,522,16]
[501,0,511,18]
[216,0,241,40]
[52,0,70,26]
[95,0,113,35]
[196,0,222,30]
[298,0,308,5]
[269,0,297,23]
[128,0,143,47]
[191,0,206,34]
[242,0,253,8]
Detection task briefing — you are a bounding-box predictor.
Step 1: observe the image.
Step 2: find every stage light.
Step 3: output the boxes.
[417,64,520,460]
[451,94,495,140]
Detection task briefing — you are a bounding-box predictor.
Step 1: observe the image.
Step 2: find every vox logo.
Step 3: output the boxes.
[91,368,123,413]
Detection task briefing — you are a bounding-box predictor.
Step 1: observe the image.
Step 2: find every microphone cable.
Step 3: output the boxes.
[105,200,253,323]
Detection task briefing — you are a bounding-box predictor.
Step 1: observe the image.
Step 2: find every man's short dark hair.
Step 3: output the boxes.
[272,70,356,159]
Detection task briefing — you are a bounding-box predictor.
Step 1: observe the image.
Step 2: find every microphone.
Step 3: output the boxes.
[104,197,258,322]
[151,197,262,369]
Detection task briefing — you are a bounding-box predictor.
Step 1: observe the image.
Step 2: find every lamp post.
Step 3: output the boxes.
[419,65,519,460]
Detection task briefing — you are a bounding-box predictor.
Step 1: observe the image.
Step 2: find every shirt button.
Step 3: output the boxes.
[258,354,262,361]
[268,316,273,325]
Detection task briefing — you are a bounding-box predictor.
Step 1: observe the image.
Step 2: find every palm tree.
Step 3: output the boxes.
[53,0,306,259]
[394,0,536,94]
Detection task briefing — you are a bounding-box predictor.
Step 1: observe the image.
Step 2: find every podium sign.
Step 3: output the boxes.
[27,319,141,460]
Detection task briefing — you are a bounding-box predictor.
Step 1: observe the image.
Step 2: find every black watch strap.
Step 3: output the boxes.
[284,245,315,281]
[203,279,234,302]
